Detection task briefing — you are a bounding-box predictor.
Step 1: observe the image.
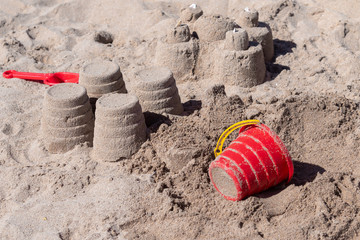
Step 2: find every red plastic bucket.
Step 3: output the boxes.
[209,123,294,201]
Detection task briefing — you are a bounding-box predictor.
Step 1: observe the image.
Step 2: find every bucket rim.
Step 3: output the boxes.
[209,158,243,201]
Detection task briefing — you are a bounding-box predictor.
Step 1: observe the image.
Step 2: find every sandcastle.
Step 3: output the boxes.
[79,60,127,109]
[219,28,266,87]
[154,24,199,82]
[40,83,94,153]
[92,93,147,161]
[180,3,203,24]
[237,8,274,62]
[135,67,183,115]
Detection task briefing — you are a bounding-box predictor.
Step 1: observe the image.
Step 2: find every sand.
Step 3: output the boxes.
[41,84,94,153]
[92,93,146,161]
[0,0,360,239]
[135,67,183,115]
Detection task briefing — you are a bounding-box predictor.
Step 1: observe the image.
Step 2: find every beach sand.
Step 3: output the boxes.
[0,0,359,239]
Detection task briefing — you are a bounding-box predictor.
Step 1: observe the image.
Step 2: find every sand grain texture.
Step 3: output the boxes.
[135,67,183,115]
[40,83,94,153]
[92,93,146,162]
[0,0,360,239]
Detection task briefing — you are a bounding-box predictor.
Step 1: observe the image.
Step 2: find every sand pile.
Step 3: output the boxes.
[121,90,360,239]
[0,0,360,239]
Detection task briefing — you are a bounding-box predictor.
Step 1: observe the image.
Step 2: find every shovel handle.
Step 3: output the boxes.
[3,70,52,81]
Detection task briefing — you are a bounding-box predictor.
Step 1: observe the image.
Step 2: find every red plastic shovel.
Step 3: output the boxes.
[2,70,79,86]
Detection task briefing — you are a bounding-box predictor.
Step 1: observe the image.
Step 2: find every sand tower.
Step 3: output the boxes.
[180,3,203,24]
[135,67,183,115]
[219,28,266,87]
[41,83,94,153]
[193,15,237,42]
[154,24,199,82]
[166,24,191,44]
[92,93,146,161]
[79,60,127,109]
[237,8,274,62]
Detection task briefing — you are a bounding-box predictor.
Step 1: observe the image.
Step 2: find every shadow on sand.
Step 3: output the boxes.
[256,160,325,199]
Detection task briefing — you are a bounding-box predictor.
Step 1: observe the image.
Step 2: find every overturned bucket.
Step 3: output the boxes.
[209,120,294,201]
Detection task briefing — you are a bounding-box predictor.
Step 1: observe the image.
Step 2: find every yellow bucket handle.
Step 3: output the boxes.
[214,119,260,157]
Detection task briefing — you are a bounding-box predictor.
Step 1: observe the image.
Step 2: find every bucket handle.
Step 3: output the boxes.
[214,119,260,157]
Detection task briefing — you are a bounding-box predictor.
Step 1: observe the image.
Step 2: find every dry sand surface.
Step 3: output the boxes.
[0,0,360,239]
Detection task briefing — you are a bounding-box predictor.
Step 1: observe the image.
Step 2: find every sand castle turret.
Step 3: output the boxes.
[193,15,237,42]
[41,83,94,153]
[135,67,183,115]
[219,28,266,87]
[180,3,203,24]
[92,93,146,161]
[166,24,191,44]
[224,28,249,51]
[79,60,127,109]
[237,8,274,62]
[154,24,199,82]
[238,8,259,28]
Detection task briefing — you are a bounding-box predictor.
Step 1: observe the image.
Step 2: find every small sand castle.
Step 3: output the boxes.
[79,60,127,109]
[92,93,147,161]
[41,83,94,153]
[237,8,274,62]
[154,24,199,82]
[135,67,183,115]
[153,4,275,86]
[219,28,266,87]
[162,4,273,87]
